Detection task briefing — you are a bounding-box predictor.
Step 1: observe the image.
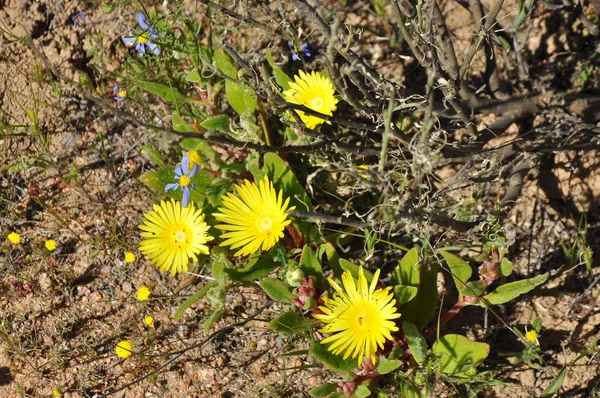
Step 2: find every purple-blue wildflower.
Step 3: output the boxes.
[72,12,87,28]
[288,41,311,61]
[113,85,127,102]
[164,154,199,208]
[121,13,161,57]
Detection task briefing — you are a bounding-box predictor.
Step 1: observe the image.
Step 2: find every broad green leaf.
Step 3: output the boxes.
[309,342,357,374]
[212,260,226,287]
[268,311,315,335]
[393,285,418,304]
[460,281,486,298]
[141,145,166,167]
[355,385,371,398]
[339,259,374,284]
[439,251,472,294]
[480,273,548,306]
[432,334,490,376]
[400,261,438,329]
[200,114,232,134]
[226,79,257,115]
[532,317,542,332]
[402,321,427,365]
[299,245,323,286]
[213,48,237,78]
[376,357,402,374]
[263,153,313,212]
[500,257,513,276]
[184,69,201,83]
[179,138,202,150]
[266,48,292,91]
[309,384,338,397]
[259,278,293,301]
[135,80,192,104]
[139,168,175,193]
[174,281,218,320]
[224,254,279,282]
[321,242,343,277]
[540,366,566,397]
[203,303,223,331]
[392,248,420,286]
[172,112,194,132]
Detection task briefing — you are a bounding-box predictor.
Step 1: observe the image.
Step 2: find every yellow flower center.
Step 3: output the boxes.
[76,17,84,26]
[188,151,202,167]
[526,330,538,341]
[174,230,187,243]
[310,96,324,111]
[117,89,127,98]
[179,175,191,187]
[137,34,148,44]
[256,212,274,232]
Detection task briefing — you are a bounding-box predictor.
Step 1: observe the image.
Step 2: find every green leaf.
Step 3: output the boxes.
[541,366,566,397]
[263,153,313,212]
[320,243,343,277]
[392,248,420,286]
[135,80,192,104]
[400,261,438,329]
[432,334,490,376]
[212,260,226,287]
[460,281,486,298]
[174,281,218,320]
[224,254,279,282]
[309,384,338,397]
[184,68,201,83]
[355,385,371,398]
[213,48,237,78]
[480,273,548,306]
[376,357,402,374]
[203,303,223,331]
[139,168,174,193]
[402,321,427,365]
[200,114,232,134]
[225,79,257,115]
[259,278,293,301]
[179,138,203,150]
[172,112,194,132]
[266,48,292,91]
[309,342,357,374]
[500,257,513,276]
[339,259,374,284]
[532,317,542,332]
[141,145,166,167]
[393,285,418,304]
[268,311,315,335]
[299,245,324,286]
[439,251,472,294]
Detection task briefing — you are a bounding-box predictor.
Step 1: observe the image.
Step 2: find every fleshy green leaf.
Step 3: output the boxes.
[480,273,549,306]
[172,112,194,132]
[355,385,371,398]
[460,281,486,298]
[400,261,438,329]
[376,357,402,374]
[200,114,232,134]
[174,281,218,320]
[392,248,420,286]
[141,145,166,167]
[500,257,513,276]
[213,48,237,78]
[135,80,192,104]
[212,260,226,287]
[393,285,418,304]
[309,384,338,397]
[541,366,566,397]
[268,311,315,335]
[225,80,257,115]
[432,334,490,376]
[402,321,427,365]
[299,245,323,286]
[224,254,279,282]
[266,48,292,91]
[309,342,357,374]
[259,278,293,301]
[439,251,472,294]
[203,303,223,331]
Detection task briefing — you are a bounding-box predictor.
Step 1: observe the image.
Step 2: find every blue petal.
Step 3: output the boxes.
[136,44,146,57]
[287,41,294,49]
[137,12,149,30]
[113,85,120,94]
[174,165,183,176]
[147,41,161,56]
[122,36,137,44]
[181,155,189,174]
[181,187,190,207]
[292,53,300,61]
[189,164,199,178]
[165,183,180,192]
[148,28,159,38]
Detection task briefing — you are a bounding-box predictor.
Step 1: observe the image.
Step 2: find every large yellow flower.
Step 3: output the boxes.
[139,200,213,276]
[214,177,295,256]
[314,266,401,367]
[283,70,338,129]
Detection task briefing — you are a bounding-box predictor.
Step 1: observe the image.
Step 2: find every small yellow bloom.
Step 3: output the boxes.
[137,285,151,301]
[187,150,203,168]
[144,316,154,326]
[52,388,62,397]
[525,328,539,346]
[45,239,57,251]
[115,340,133,358]
[314,266,401,367]
[125,252,136,263]
[7,232,20,245]
[283,70,339,129]
[214,177,295,256]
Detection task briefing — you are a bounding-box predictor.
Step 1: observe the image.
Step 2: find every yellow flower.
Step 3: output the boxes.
[525,328,539,346]
[314,266,401,367]
[137,285,151,301]
[144,316,154,326]
[214,177,295,256]
[115,340,133,358]
[282,70,338,129]
[7,232,20,245]
[187,150,203,168]
[52,388,62,397]
[139,200,213,276]
[125,252,136,263]
[45,239,57,251]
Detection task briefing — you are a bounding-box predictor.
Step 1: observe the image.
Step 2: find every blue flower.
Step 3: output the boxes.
[288,41,311,61]
[72,12,87,28]
[164,155,199,208]
[121,13,160,57]
[113,85,127,102]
